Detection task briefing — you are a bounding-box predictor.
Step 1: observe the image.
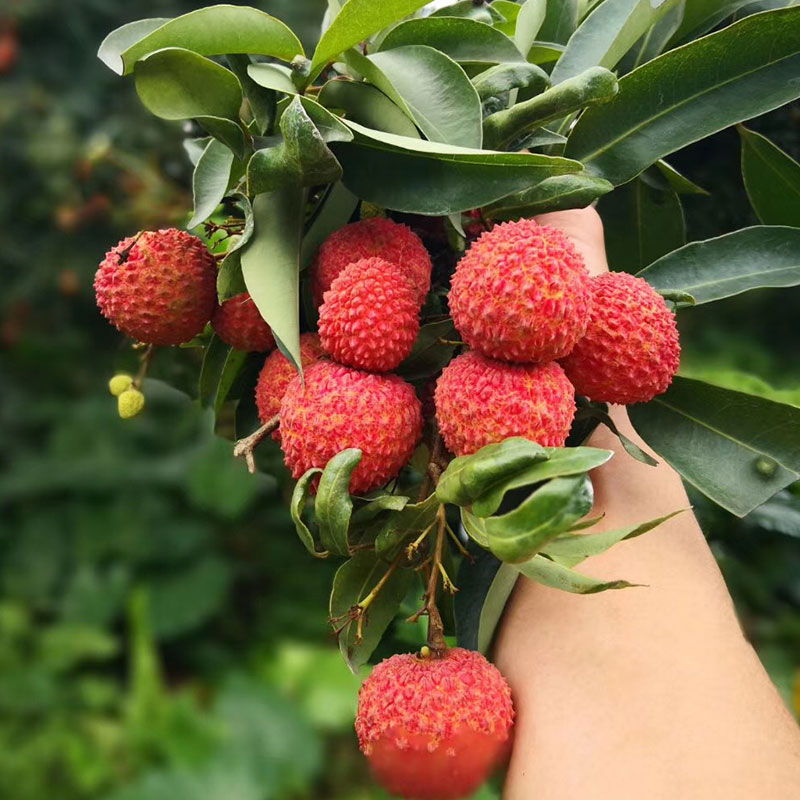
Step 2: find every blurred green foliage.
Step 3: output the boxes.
[1,1,799,798]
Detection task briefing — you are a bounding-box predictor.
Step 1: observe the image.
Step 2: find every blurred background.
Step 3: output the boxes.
[1,1,799,799]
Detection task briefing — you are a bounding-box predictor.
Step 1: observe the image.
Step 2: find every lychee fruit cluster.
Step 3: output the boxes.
[212,292,275,352]
[561,272,680,405]
[95,228,216,346]
[356,648,514,800]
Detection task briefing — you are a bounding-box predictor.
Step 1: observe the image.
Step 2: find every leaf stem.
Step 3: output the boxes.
[232,415,279,473]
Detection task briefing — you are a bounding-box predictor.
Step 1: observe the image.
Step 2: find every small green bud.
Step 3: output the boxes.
[360,202,386,220]
[108,373,133,396]
[118,388,145,419]
[754,456,778,478]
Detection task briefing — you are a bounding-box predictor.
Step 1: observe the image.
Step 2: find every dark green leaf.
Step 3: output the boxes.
[97,18,169,74]
[396,319,457,381]
[282,95,345,185]
[375,493,440,558]
[566,8,800,185]
[653,159,709,196]
[515,555,639,593]
[300,181,360,269]
[227,55,276,135]
[197,116,246,159]
[620,1,686,72]
[740,126,800,226]
[350,494,411,527]
[290,469,329,558]
[429,0,503,23]
[213,348,248,413]
[315,449,362,556]
[198,335,230,408]
[575,402,658,466]
[637,226,800,304]
[669,0,753,44]
[217,194,254,302]
[188,139,235,229]
[628,376,800,516]
[539,0,580,43]
[471,62,550,100]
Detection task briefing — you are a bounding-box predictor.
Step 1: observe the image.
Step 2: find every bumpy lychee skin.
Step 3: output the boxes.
[435,350,575,457]
[561,272,680,405]
[255,333,324,438]
[211,292,275,352]
[312,218,432,305]
[279,361,422,494]
[94,229,216,346]
[356,649,514,800]
[449,220,591,363]
[318,257,420,372]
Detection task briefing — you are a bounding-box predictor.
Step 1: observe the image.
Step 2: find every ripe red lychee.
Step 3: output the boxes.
[312,218,432,305]
[279,361,422,494]
[255,333,324,436]
[94,228,216,346]
[435,350,575,457]
[356,648,514,800]
[561,272,680,405]
[449,219,591,363]
[211,292,275,352]
[318,257,420,372]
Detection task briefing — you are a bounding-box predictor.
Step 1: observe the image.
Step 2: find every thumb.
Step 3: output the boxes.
[534,207,608,277]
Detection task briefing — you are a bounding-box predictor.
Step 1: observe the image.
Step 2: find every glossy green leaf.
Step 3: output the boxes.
[314,449,362,556]
[566,8,800,185]
[471,62,550,100]
[134,48,243,122]
[740,126,800,226]
[97,18,169,74]
[188,139,235,229]
[379,17,525,64]
[198,116,246,159]
[600,175,685,272]
[620,1,685,72]
[515,555,639,593]
[119,6,303,75]
[226,54,276,135]
[375,493,440,558]
[515,0,548,56]
[552,0,682,84]
[311,0,431,77]
[574,402,658,466]
[350,494,411,527]
[492,0,522,35]
[637,226,800,304]
[653,159,709,196]
[429,0,504,23]
[484,66,618,150]
[333,119,582,214]
[214,348,248,413]
[240,188,304,371]
[329,552,414,672]
[300,181,359,269]
[396,319,457,381]
[539,0,580,43]
[247,62,297,95]
[198,335,230,408]
[517,128,569,148]
[291,469,328,557]
[669,0,753,44]
[528,41,566,63]
[628,376,800,516]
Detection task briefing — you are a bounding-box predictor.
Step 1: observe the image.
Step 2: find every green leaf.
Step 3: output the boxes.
[515,555,639,593]
[551,0,682,84]
[300,181,360,269]
[333,118,582,214]
[600,175,685,272]
[637,226,800,304]
[543,510,685,567]
[217,194,254,302]
[429,0,504,23]
[134,47,243,122]
[539,0,580,44]
[350,494,411,527]
[283,95,347,184]
[484,172,613,220]
[198,335,231,408]
[246,62,298,95]
[198,116,246,159]
[740,126,800,226]
[669,0,753,44]
[240,188,304,372]
[566,8,800,185]
[315,449,362,556]
[528,41,566,63]
[188,138,235,229]
[515,0,548,56]
[375,493,440,558]
[97,18,170,74]
[350,46,483,148]
[620,1,686,72]
[628,376,800,516]
[575,402,658,466]
[379,17,525,64]
[464,475,594,563]
[227,54,276,135]
[492,0,522,35]
[484,66,618,150]
[471,62,550,100]
[311,0,431,77]
[653,159,709,196]
[290,469,329,558]
[119,6,304,75]
[396,319,457,381]
[329,552,415,672]
[213,348,248,413]
[318,80,421,138]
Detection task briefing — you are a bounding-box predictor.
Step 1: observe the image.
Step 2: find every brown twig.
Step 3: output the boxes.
[132,344,154,389]
[233,415,279,473]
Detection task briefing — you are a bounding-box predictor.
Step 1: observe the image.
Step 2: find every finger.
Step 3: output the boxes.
[534,207,609,277]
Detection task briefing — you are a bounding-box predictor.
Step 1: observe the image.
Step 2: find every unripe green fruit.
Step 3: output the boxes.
[118,388,145,419]
[108,373,133,396]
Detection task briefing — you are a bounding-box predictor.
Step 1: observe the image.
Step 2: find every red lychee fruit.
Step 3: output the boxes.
[211,292,275,352]
[435,350,575,457]
[561,271,680,405]
[279,361,422,494]
[312,218,432,305]
[318,257,420,373]
[449,220,591,363]
[356,648,514,800]
[94,229,216,346]
[255,333,324,436]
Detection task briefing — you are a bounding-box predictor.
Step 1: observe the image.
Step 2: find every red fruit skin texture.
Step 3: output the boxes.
[449,220,591,363]
[435,350,576,457]
[94,228,216,346]
[312,218,432,305]
[279,361,422,495]
[356,649,514,800]
[318,257,420,372]
[211,292,275,352]
[561,272,681,405]
[255,333,324,438]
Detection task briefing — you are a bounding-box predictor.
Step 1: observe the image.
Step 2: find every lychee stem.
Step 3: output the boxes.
[424,506,448,655]
[417,433,444,502]
[132,343,154,389]
[233,414,279,473]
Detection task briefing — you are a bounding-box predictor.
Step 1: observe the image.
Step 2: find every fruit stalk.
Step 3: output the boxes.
[233,415,280,473]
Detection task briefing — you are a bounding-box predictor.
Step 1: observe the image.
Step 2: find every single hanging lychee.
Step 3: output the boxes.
[356,648,515,800]
[449,219,591,363]
[560,271,680,405]
[318,257,420,372]
[312,218,432,305]
[435,350,576,456]
[279,361,422,494]
[94,228,216,346]
[211,292,275,352]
